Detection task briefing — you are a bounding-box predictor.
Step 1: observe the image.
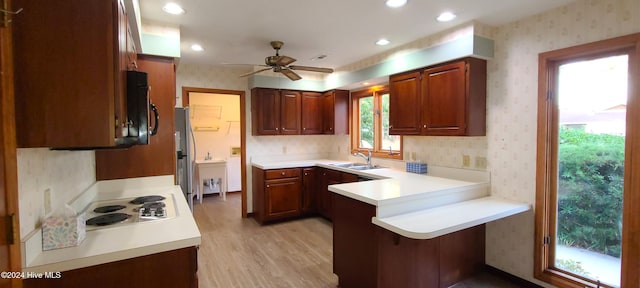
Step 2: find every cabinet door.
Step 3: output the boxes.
[341,172,359,183]
[421,61,466,135]
[318,168,341,220]
[265,177,301,220]
[13,0,123,148]
[251,88,281,135]
[96,55,177,180]
[280,90,301,135]
[302,168,317,214]
[323,90,349,135]
[389,71,422,135]
[301,92,323,134]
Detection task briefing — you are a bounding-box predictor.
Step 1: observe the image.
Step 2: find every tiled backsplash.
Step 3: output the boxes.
[17,149,95,238]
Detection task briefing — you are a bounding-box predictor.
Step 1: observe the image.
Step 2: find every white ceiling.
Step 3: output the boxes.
[140,0,574,69]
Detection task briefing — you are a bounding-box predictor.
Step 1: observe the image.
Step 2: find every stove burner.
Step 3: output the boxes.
[93,205,126,213]
[142,202,165,209]
[86,213,131,226]
[129,195,166,205]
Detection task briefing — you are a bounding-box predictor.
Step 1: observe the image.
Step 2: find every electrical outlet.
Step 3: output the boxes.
[337,145,341,153]
[462,155,470,167]
[475,156,488,169]
[44,188,52,215]
[411,152,417,161]
[282,146,287,154]
[404,151,410,160]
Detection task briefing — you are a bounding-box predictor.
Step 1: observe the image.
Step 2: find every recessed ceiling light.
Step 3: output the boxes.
[362,82,370,86]
[385,0,407,8]
[190,44,204,52]
[376,39,390,46]
[436,12,456,22]
[162,3,185,15]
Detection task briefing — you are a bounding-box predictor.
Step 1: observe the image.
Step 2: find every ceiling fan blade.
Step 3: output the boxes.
[280,69,302,81]
[289,65,334,73]
[275,55,296,66]
[239,67,272,77]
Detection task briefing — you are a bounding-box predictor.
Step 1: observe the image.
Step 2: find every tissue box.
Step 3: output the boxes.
[406,162,428,174]
[42,213,86,250]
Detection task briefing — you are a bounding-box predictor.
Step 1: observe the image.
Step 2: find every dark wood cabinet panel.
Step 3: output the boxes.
[323,90,349,135]
[341,172,359,183]
[333,193,378,288]
[388,58,487,136]
[13,0,130,148]
[95,55,176,180]
[302,168,317,214]
[251,88,281,135]
[24,247,198,288]
[252,166,302,223]
[301,92,324,134]
[280,90,302,135]
[389,71,422,135]
[318,168,342,220]
[265,177,301,219]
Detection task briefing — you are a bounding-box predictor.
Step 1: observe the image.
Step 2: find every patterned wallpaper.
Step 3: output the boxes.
[484,0,639,285]
[17,149,95,238]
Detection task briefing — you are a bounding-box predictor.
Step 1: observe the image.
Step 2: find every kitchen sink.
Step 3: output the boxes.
[329,163,384,171]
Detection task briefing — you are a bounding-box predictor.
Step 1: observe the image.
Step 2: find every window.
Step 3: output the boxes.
[536,34,640,288]
[351,86,402,159]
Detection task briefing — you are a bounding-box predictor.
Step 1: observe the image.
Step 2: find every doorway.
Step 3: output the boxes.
[182,87,247,217]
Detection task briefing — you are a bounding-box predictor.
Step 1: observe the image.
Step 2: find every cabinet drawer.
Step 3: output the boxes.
[265,168,301,179]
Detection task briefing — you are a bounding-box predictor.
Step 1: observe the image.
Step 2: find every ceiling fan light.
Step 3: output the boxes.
[385,0,407,8]
[162,3,185,15]
[436,12,456,22]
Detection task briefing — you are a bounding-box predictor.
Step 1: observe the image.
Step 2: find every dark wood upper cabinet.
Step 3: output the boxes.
[323,90,349,135]
[95,55,176,180]
[389,58,487,136]
[279,90,302,135]
[301,92,324,134]
[13,0,134,148]
[389,71,422,135]
[252,88,348,136]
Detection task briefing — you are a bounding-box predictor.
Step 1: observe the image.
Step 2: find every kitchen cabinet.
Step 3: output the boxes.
[317,169,359,221]
[333,193,486,288]
[252,88,349,135]
[389,58,487,136]
[23,247,198,288]
[95,55,176,180]
[251,88,301,135]
[301,92,324,134]
[252,167,301,224]
[301,167,317,214]
[13,0,135,148]
[323,90,350,135]
[389,71,422,135]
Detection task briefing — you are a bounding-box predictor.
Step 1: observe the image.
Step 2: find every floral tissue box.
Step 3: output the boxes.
[42,213,86,251]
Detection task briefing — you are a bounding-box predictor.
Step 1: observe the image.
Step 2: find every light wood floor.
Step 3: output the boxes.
[193,193,524,288]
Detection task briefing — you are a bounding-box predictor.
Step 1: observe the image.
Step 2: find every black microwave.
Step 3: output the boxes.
[123,70,159,146]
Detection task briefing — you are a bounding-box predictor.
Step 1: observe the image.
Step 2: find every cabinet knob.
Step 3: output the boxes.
[304,173,308,176]
[281,172,285,176]
[423,124,427,128]
[276,127,279,131]
[303,127,306,131]
[266,185,270,188]
[329,127,333,130]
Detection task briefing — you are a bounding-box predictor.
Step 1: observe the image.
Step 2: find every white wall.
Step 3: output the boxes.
[17,149,95,238]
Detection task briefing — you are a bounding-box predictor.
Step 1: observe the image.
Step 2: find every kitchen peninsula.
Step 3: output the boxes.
[251,159,530,287]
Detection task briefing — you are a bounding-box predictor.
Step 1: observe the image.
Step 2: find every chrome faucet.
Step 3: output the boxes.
[353,149,372,168]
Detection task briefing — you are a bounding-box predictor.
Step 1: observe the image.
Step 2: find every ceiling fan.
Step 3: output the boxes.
[238,41,334,81]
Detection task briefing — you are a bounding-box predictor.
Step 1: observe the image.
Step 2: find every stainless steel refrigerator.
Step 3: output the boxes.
[175,107,196,211]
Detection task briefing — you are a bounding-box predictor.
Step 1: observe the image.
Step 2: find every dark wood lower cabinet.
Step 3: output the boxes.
[23,247,198,288]
[333,193,486,288]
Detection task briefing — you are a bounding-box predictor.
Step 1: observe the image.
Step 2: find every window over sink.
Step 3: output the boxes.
[350,86,402,160]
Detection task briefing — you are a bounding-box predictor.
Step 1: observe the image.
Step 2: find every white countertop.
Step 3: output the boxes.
[372,196,531,239]
[251,159,530,239]
[22,177,201,273]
